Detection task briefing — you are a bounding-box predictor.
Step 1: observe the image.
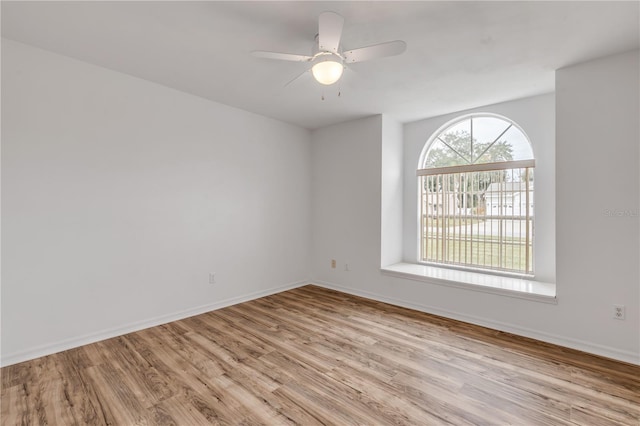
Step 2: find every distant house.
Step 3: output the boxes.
[424,192,463,216]
[485,182,534,216]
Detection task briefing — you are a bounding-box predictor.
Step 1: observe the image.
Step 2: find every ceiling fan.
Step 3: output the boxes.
[252,11,407,86]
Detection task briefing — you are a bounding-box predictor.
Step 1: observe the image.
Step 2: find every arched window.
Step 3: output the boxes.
[417,114,535,276]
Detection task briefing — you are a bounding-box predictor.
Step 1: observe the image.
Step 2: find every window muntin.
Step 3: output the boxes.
[417,115,535,276]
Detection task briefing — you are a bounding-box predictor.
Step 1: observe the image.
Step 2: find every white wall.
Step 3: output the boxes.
[556,49,639,361]
[380,116,404,267]
[310,115,383,286]
[1,39,311,365]
[311,50,639,364]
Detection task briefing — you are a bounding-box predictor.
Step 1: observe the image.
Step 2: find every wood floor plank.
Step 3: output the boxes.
[3,285,639,425]
[39,379,82,426]
[84,363,153,425]
[96,337,175,408]
[389,370,513,426]
[129,328,263,425]
[151,396,214,426]
[1,385,29,426]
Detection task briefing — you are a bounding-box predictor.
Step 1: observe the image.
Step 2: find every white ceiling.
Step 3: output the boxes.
[2,1,639,129]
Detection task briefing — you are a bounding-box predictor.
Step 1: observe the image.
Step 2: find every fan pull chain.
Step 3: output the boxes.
[320,88,342,100]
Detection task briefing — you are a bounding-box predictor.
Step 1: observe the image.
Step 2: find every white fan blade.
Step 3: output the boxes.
[343,40,407,63]
[284,68,311,87]
[252,51,313,62]
[318,11,344,53]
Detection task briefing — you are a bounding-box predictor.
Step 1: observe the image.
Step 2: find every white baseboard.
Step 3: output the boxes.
[1,280,308,367]
[311,280,640,366]
[5,279,637,367]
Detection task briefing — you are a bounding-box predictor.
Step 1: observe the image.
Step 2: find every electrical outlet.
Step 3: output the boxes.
[344,263,350,271]
[331,259,336,269]
[613,305,625,320]
[209,273,216,284]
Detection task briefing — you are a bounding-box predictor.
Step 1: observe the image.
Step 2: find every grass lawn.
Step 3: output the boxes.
[422,234,533,274]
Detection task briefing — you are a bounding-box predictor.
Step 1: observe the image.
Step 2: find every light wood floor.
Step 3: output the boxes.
[2,285,639,425]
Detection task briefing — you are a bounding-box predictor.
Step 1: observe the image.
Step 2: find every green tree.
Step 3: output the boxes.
[425,130,513,168]
[424,130,514,209]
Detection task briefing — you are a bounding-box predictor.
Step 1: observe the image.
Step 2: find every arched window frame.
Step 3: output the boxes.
[417,113,536,277]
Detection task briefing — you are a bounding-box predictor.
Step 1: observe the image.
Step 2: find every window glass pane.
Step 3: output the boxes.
[424,139,469,167]
[436,119,472,165]
[471,116,511,163]
[424,115,534,168]
[472,116,509,144]
[474,141,514,164]
[502,125,534,160]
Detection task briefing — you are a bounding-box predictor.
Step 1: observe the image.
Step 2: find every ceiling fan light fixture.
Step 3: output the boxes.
[252,11,406,88]
[311,60,344,85]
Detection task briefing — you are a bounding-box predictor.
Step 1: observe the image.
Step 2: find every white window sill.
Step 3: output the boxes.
[381,262,557,304]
